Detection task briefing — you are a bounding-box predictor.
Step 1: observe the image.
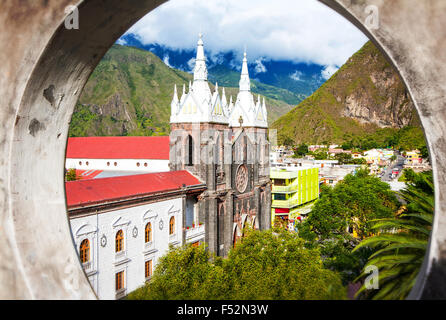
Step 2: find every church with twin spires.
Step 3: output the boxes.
[64,34,272,298]
[169,34,271,256]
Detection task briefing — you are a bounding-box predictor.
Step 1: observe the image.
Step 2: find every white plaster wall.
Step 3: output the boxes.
[69,197,183,300]
[65,158,169,173]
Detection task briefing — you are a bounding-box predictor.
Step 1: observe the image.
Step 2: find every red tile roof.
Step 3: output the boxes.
[66,170,203,208]
[75,169,103,180]
[66,136,170,160]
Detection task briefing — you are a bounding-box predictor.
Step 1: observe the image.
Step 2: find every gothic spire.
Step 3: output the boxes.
[239,50,251,92]
[193,33,208,82]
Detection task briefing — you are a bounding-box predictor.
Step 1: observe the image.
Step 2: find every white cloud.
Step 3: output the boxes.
[163,54,172,68]
[290,70,303,81]
[187,57,196,71]
[116,38,127,45]
[321,65,339,80]
[125,0,368,66]
[253,58,267,74]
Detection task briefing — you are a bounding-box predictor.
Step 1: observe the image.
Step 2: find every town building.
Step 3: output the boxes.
[65,136,170,176]
[404,150,422,165]
[67,171,206,300]
[270,166,319,231]
[319,165,360,186]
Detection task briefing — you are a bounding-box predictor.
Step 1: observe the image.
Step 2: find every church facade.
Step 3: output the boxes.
[169,34,272,257]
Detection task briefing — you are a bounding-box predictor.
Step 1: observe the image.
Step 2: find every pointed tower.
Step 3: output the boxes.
[169,37,271,260]
[229,50,261,128]
[239,51,251,92]
[170,84,179,118]
[170,34,228,125]
[180,84,186,104]
[192,33,212,102]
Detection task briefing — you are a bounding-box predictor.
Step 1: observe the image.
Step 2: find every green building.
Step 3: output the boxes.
[270,167,319,230]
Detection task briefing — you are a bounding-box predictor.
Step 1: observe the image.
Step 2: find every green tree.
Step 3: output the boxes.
[294,143,309,157]
[299,169,400,283]
[65,168,78,181]
[353,171,433,300]
[334,152,353,165]
[128,229,346,300]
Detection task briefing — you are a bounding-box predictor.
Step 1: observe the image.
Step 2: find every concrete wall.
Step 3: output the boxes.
[1,0,446,299]
[66,158,169,172]
[69,197,183,300]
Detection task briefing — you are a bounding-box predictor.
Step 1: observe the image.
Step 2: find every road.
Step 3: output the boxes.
[381,152,405,182]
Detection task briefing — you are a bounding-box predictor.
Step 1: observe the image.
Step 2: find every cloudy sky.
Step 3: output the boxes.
[123,0,368,72]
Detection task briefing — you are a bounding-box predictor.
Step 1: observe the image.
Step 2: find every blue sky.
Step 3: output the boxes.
[120,0,368,78]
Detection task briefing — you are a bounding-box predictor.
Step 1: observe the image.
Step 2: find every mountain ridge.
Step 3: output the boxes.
[271,41,421,145]
[69,44,294,137]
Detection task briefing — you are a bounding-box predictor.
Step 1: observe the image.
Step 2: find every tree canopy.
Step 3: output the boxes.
[354,170,433,299]
[298,169,400,283]
[127,228,346,300]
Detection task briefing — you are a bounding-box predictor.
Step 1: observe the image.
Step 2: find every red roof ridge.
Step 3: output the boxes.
[66,136,170,160]
[66,170,204,209]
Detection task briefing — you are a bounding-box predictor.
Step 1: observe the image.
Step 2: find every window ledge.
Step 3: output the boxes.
[114,257,130,267]
[115,288,126,300]
[143,248,158,256]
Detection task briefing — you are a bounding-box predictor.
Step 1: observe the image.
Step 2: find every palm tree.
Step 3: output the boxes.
[353,171,433,300]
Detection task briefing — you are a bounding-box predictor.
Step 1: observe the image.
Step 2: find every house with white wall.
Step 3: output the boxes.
[66,170,206,300]
[65,136,170,173]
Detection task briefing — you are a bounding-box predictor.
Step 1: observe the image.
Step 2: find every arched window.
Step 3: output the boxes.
[79,239,90,263]
[145,222,152,243]
[169,216,175,235]
[187,135,193,166]
[115,230,124,252]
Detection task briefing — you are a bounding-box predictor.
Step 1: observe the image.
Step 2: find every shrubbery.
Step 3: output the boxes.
[127,228,346,300]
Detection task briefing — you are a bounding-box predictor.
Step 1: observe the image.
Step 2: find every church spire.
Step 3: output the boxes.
[180,83,186,104]
[239,50,251,92]
[171,84,179,117]
[193,33,208,82]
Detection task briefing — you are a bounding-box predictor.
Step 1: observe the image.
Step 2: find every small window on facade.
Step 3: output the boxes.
[145,260,152,279]
[115,230,124,252]
[145,222,152,243]
[79,239,90,263]
[169,216,175,235]
[115,271,124,291]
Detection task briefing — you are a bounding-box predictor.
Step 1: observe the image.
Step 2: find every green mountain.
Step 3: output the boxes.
[272,41,421,145]
[208,65,307,105]
[69,45,294,137]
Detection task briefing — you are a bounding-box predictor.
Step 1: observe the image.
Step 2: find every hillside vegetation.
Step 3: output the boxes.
[69,45,294,137]
[272,41,421,145]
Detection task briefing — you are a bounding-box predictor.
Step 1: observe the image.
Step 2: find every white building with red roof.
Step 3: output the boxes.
[67,171,206,300]
[65,136,170,175]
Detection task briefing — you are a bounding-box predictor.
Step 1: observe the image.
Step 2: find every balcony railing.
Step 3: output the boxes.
[272,198,299,208]
[186,224,205,240]
[272,185,298,193]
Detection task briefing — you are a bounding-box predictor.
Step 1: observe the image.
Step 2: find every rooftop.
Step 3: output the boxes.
[66,136,170,160]
[66,170,203,209]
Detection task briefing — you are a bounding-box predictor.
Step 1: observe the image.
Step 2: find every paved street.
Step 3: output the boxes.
[381,152,405,182]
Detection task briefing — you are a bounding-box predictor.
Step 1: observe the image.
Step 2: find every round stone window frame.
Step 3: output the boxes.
[1,0,446,299]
